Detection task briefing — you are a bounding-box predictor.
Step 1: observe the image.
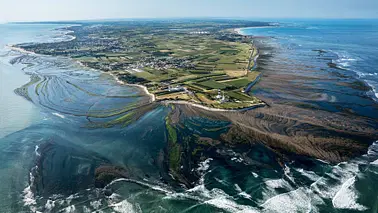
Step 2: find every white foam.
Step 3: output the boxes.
[110,199,140,213]
[197,158,213,172]
[261,188,312,213]
[34,145,41,157]
[52,112,65,119]
[231,157,244,163]
[264,179,291,189]
[107,178,172,194]
[252,172,259,178]
[63,205,76,213]
[295,168,320,182]
[82,206,91,213]
[367,81,378,99]
[65,193,80,205]
[23,168,38,209]
[205,197,258,213]
[168,178,259,212]
[235,184,252,200]
[22,186,36,206]
[44,199,55,211]
[90,200,102,209]
[214,177,228,186]
[332,176,367,211]
[284,164,295,183]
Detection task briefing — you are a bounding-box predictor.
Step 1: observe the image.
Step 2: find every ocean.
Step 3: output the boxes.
[240,19,378,102]
[0,20,377,213]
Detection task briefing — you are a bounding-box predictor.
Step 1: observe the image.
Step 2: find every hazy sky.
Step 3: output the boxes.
[0,0,377,22]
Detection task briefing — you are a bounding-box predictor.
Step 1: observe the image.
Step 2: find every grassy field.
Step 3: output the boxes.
[53,23,264,109]
[196,80,229,90]
[222,78,251,88]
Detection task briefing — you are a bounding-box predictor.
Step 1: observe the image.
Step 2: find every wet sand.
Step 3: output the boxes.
[173,39,378,163]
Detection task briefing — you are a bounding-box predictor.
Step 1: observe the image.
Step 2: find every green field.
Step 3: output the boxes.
[24,21,265,110]
[222,78,251,88]
[196,80,229,90]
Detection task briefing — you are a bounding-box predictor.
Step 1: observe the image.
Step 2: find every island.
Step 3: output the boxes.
[16,20,269,110]
[10,19,378,187]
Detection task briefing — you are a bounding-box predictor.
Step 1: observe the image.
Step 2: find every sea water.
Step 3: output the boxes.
[0,21,377,213]
[240,19,378,101]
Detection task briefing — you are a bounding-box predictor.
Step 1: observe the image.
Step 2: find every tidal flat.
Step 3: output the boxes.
[0,20,378,212]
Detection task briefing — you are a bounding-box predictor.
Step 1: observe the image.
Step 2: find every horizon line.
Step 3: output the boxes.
[5,16,378,24]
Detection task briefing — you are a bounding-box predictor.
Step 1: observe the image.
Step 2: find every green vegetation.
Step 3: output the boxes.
[165,116,181,175]
[22,20,268,110]
[222,78,251,88]
[196,80,229,90]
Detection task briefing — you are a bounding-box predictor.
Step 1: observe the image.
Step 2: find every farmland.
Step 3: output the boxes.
[20,20,267,110]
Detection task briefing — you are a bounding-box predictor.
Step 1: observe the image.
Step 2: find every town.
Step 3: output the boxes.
[19,20,268,109]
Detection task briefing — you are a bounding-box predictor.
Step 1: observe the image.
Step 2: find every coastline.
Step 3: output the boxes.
[8,26,267,113]
[234,25,276,35]
[107,72,156,102]
[9,43,265,113]
[6,44,36,55]
[161,100,265,112]
[2,21,378,213]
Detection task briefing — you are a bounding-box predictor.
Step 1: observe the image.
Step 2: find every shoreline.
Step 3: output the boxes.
[107,72,156,102]
[161,100,265,112]
[8,28,265,113]
[6,44,37,55]
[234,25,276,35]
[5,22,378,165]
[9,44,264,113]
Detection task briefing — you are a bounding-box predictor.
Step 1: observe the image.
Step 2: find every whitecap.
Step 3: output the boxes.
[197,158,213,172]
[200,188,258,212]
[284,164,295,183]
[34,145,41,157]
[107,178,173,194]
[295,168,320,182]
[205,196,259,213]
[366,81,378,100]
[90,200,102,209]
[23,166,38,211]
[260,187,313,213]
[22,185,36,206]
[110,199,140,213]
[332,176,367,211]
[264,179,291,189]
[63,205,76,213]
[82,206,91,213]
[235,184,252,200]
[52,112,65,119]
[44,199,55,211]
[252,172,259,178]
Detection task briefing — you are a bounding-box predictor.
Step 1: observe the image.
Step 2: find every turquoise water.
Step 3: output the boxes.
[0,21,377,213]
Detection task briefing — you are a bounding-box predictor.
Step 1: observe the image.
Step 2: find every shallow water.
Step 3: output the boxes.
[0,22,377,213]
[241,19,378,104]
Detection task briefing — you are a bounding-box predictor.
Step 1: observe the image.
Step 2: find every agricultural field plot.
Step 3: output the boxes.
[22,20,266,109]
[196,80,229,90]
[221,78,251,88]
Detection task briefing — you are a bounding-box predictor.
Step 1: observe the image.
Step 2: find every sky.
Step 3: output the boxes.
[0,0,377,22]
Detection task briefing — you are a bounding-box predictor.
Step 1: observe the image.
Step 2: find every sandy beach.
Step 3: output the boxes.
[108,72,156,102]
[6,45,36,55]
[234,26,276,35]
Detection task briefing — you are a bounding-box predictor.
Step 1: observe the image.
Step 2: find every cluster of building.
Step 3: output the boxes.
[134,56,195,70]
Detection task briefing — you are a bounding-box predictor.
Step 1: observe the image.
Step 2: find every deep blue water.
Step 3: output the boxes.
[241,19,378,101]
